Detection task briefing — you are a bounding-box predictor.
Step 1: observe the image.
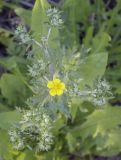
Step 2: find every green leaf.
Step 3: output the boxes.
[80,106,121,139]
[80,52,108,86]
[0,103,10,112]
[0,130,36,159]
[80,32,110,86]
[0,111,21,130]
[31,0,59,52]
[70,98,83,120]
[63,0,92,45]
[0,28,13,46]
[53,115,65,134]
[95,129,121,157]
[69,106,121,156]
[31,0,50,58]
[92,32,111,54]
[16,150,36,160]
[0,73,29,105]
[0,130,14,159]
[0,57,17,71]
[31,0,50,41]
[66,132,77,153]
[83,26,94,48]
[0,130,20,159]
[15,8,31,25]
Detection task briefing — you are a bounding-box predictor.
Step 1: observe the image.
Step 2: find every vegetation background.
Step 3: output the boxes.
[0,0,121,160]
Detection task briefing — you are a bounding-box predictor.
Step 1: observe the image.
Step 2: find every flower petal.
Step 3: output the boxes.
[60,82,65,90]
[47,81,54,89]
[53,79,60,84]
[56,89,63,96]
[49,89,57,96]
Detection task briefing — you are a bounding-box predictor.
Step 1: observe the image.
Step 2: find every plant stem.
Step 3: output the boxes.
[32,39,42,48]
[47,27,52,41]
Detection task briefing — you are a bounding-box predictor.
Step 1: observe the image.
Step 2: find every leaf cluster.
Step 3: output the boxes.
[0,0,121,160]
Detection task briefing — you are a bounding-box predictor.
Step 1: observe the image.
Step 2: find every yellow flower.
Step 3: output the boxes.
[47,79,65,96]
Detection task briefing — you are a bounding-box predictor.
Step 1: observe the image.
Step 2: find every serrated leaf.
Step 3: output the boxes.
[80,106,121,139]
